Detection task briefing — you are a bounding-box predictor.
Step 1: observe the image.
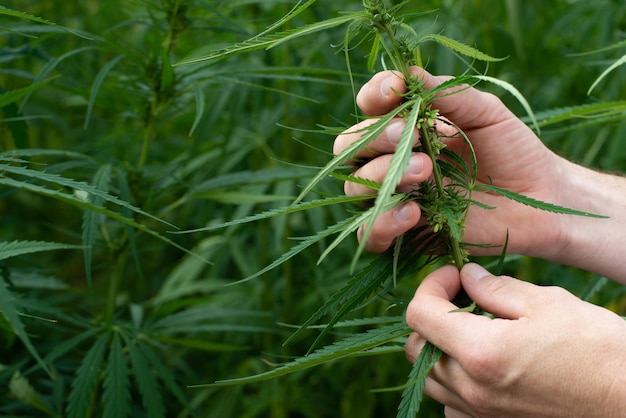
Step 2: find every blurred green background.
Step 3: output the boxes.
[1,1,625,417]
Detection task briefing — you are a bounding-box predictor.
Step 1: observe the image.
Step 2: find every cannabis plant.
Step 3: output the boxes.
[179,1,621,417]
[2,1,626,418]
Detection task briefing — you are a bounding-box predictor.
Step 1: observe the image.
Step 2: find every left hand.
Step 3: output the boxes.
[405,263,626,417]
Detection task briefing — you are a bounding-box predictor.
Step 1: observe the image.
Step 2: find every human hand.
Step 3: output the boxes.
[404,263,626,417]
[333,67,575,260]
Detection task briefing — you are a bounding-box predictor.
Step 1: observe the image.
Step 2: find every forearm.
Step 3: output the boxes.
[552,158,626,283]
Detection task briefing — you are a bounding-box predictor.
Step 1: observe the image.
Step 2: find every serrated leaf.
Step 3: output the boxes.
[477,184,608,218]
[229,214,359,285]
[318,192,408,266]
[396,341,442,418]
[42,327,100,367]
[293,97,413,204]
[0,176,203,264]
[284,255,397,348]
[177,13,359,65]
[355,100,421,271]
[122,333,165,418]
[175,194,371,234]
[0,5,92,39]
[420,34,505,62]
[137,338,191,413]
[103,333,130,418]
[66,332,110,418]
[193,321,411,388]
[0,240,82,261]
[193,190,294,204]
[0,161,171,227]
[530,101,626,128]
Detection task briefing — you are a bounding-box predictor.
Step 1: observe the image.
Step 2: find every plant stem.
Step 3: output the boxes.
[418,124,465,270]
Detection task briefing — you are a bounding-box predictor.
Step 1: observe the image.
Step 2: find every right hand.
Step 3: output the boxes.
[333,67,581,262]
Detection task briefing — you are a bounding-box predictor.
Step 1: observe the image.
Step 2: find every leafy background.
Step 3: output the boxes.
[1,0,625,417]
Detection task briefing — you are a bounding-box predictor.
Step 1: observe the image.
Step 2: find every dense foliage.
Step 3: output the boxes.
[1,1,625,417]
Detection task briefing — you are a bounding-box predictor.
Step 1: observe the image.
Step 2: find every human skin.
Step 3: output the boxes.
[334,67,626,283]
[333,67,626,416]
[405,263,626,418]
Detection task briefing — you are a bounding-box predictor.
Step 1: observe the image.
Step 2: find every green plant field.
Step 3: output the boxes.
[1,1,625,417]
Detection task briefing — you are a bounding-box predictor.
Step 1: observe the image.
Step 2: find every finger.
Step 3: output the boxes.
[423,376,470,414]
[405,265,494,358]
[406,333,474,414]
[444,406,473,418]
[358,202,421,253]
[344,153,431,196]
[405,331,424,363]
[356,71,407,116]
[407,66,514,131]
[460,263,555,319]
[333,118,418,162]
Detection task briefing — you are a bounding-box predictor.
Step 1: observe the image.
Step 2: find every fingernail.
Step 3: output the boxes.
[463,263,491,281]
[394,204,412,222]
[408,154,424,175]
[385,121,404,145]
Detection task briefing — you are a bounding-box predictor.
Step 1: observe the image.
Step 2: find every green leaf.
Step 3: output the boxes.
[355,100,421,271]
[137,338,191,414]
[82,164,112,289]
[177,12,360,65]
[284,254,398,349]
[21,46,96,111]
[0,240,81,261]
[193,321,411,388]
[0,77,59,108]
[175,194,371,234]
[84,55,124,129]
[420,34,506,62]
[396,341,442,418]
[9,370,57,416]
[293,100,412,204]
[477,184,608,218]
[0,175,204,264]
[103,333,131,418]
[318,193,408,267]
[530,101,626,128]
[230,214,360,285]
[588,53,626,95]
[0,5,92,39]
[189,81,205,136]
[66,332,110,418]
[123,333,165,418]
[42,327,100,367]
[0,161,171,227]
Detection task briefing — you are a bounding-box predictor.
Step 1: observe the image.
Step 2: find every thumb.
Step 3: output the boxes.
[409,67,514,131]
[459,263,541,320]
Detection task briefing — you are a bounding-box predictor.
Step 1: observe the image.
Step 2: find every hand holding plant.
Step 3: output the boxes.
[404,263,626,417]
[336,66,574,263]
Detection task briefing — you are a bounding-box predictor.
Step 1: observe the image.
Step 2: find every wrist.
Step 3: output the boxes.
[551,158,626,282]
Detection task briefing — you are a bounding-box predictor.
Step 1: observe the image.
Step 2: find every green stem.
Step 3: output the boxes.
[419,124,465,270]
